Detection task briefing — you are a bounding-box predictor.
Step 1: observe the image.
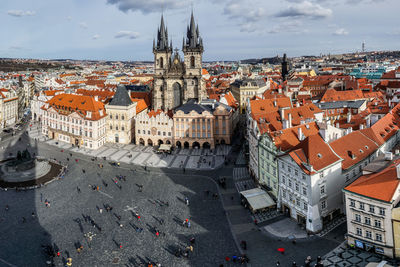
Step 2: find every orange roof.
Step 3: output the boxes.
[320,89,365,103]
[147,109,163,118]
[132,98,148,114]
[222,91,238,108]
[344,159,400,202]
[282,104,322,126]
[271,122,320,152]
[202,69,209,75]
[43,93,106,121]
[289,134,341,175]
[44,90,64,96]
[76,89,115,102]
[330,131,379,170]
[250,97,292,117]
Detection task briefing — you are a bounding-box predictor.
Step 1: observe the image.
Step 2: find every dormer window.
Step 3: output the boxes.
[317,153,322,158]
[359,149,363,153]
[86,111,92,118]
[365,145,369,149]
[99,110,104,116]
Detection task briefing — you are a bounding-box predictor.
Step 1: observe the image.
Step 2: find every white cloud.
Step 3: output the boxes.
[107,0,187,14]
[266,20,304,34]
[114,31,140,39]
[224,0,265,33]
[92,34,100,40]
[67,16,72,21]
[275,1,332,19]
[79,22,88,29]
[224,0,265,23]
[333,28,349,35]
[7,10,36,17]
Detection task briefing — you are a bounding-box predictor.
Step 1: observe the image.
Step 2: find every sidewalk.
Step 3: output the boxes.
[27,123,231,171]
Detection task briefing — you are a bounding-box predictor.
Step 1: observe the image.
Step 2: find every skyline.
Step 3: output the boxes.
[1,0,400,61]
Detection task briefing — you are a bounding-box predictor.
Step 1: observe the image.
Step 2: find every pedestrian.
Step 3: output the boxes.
[77,187,81,193]
[276,261,280,266]
[99,208,103,214]
[5,205,9,211]
[187,221,191,228]
[190,237,195,244]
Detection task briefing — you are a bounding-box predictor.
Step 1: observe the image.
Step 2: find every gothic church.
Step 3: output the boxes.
[152,12,206,111]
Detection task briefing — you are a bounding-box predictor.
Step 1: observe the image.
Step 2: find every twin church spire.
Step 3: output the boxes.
[153,11,203,53]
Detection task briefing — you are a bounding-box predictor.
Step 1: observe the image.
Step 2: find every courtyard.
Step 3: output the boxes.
[0,146,238,266]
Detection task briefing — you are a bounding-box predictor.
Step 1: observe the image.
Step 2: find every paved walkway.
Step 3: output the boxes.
[28,123,231,171]
[323,242,400,266]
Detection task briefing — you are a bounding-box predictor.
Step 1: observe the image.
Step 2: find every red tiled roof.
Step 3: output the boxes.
[289,134,341,175]
[271,122,320,152]
[344,159,400,202]
[330,131,379,170]
[320,89,365,103]
[43,93,106,121]
[132,99,148,114]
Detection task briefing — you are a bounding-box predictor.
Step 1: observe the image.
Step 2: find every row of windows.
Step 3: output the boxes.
[109,114,125,120]
[354,214,382,228]
[110,125,125,131]
[137,129,172,137]
[349,199,385,215]
[281,162,306,180]
[282,190,308,211]
[356,228,383,242]
[282,176,308,195]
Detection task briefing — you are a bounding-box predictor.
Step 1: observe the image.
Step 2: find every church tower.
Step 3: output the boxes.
[152,12,206,111]
[153,15,172,110]
[183,11,205,101]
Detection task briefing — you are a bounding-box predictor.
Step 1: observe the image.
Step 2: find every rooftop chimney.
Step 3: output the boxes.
[397,164,400,179]
[298,127,304,141]
[347,112,351,124]
[280,109,285,121]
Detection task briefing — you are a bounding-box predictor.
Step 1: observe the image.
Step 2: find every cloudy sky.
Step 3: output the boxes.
[1,0,399,61]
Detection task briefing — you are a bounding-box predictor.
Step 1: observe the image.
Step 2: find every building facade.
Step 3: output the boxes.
[135,110,174,146]
[152,13,206,111]
[41,94,107,149]
[105,85,137,144]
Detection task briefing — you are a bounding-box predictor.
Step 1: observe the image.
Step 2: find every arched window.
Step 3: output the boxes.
[190,56,195,68]
[160,57,164,68]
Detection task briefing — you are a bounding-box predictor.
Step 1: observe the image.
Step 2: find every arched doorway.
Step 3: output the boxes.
[221,139,226,145]
[139,138,145,146]
[176,141,182,148]
[203,142,211,149]
[173,82,182,108]
[148,139,153,146]
[192,142,200,149]
[158,140,164,146]
[115,134,119,143]
[166,140,171,144]
[184,141,189,149]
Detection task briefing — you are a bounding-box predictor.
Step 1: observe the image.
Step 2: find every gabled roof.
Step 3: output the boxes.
[282,103,322,126]
[344,159,400,203]
[289,134,342,175]
[249,97,292,116]
[320,89,365,103]
[270,122,320,152]
[330,131,379,170]
[43,93,106,121]
[109,85,133,106]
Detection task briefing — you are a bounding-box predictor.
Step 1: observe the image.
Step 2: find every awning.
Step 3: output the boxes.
[158,144,172,151]
[240,188,275,211]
